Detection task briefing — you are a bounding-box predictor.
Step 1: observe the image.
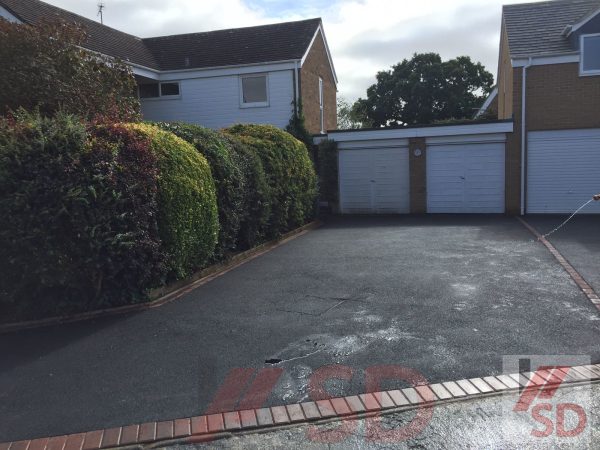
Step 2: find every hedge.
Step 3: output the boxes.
[317,139,339,208]
[156,122,245,259]
[0,113,165,320]
[122,123,219,280]
[224,135,271,249]
[225,124,317,236]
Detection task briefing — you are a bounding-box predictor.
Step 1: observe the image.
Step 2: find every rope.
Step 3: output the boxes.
[540,199,594,240]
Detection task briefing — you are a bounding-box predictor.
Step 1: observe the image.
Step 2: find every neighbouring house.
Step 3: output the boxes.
[315,0,600,216]
[498,0,600,214]
[0,0,338,134]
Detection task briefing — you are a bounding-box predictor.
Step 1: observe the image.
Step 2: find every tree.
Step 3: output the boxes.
[337,97,371,129]
[352,53,494,127]
[0,19,140,121]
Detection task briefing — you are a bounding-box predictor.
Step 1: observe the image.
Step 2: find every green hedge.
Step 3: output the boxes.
[0,113,165,320]
[317,139,339,208]
[225,124,317,236]
[156,122,245,259]
[123,123,219,280]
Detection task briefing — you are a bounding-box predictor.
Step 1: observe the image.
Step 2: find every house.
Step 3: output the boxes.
[315,0,600,216]
[497,0,600,214]
[0,0,337,134]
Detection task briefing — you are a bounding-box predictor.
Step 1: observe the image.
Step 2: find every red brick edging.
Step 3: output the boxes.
[0,221,321,334]
[516,217,600,312]
[2,365,599,450]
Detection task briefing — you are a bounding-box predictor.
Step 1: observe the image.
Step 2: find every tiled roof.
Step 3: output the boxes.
[0,0,322,71]
[143,19,322,71]
[503,0,600,58]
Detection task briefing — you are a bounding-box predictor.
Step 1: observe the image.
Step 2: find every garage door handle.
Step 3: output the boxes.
[460,176,465,180]
[370,180,375,183]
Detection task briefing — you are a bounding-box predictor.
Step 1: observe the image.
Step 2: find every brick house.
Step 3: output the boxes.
[0,0,337,134]
[496,0,600,214]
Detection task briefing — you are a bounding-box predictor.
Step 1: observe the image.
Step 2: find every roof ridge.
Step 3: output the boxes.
[142,17,322,42]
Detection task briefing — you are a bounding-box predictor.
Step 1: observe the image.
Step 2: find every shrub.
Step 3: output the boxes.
[225,124,317,236]
[317,139,339,208]
[122,123,219,279]
[0,20,140,121]
[224,135,271,249]
[156,122,245,260]
[0,112,164,321]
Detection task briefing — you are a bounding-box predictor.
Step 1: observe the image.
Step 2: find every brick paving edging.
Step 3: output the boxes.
[0,221,322,335]
[2,365,599,450]
[516,217,600,313]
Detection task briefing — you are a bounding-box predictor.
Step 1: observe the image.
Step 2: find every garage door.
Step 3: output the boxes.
[528,129,600,214]
[338,148,409,214]
[427,143,505,213]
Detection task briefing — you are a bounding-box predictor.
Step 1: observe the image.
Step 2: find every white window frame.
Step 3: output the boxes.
[580,33,600,76]
[138,81,181,100]
[319,77,324,133]
[239,74,270,108]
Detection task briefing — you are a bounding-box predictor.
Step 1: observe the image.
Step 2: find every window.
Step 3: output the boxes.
[138,82,180,99]
[160,82,180,97]
[319,77,324,133]
[581,34,600,75]
[240,75,268,107]
[139,83,159,99]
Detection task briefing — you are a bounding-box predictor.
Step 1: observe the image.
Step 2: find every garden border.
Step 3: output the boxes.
[0,221,321,334]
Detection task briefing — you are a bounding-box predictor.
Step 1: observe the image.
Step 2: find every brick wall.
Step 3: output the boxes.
[526,63,600,131]
[409,138,427,213]
[497,26,514,120]
[300,31,337,134]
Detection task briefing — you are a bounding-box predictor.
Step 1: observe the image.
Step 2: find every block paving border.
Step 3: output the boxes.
[2,364,599,450]
[517,217,600,312]
[0,221,321,334]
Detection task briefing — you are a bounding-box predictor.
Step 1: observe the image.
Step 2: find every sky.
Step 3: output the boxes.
[43,0,543,102]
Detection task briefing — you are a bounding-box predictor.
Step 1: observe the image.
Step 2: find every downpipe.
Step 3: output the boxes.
[520,57,533,216]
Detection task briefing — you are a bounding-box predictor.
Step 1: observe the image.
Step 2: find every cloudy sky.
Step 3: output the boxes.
[43,0,542,102]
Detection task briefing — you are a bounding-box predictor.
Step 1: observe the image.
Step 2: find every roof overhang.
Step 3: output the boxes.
[512,52,579,67]
[319,120,514,143]
[300,23,338,85]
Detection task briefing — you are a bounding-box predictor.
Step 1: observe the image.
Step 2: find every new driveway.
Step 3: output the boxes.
[1,216,599,442]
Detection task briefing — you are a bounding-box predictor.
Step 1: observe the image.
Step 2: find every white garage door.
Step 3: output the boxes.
[339,148,410,214]
[427,143,505,213]
[528,129,600,214]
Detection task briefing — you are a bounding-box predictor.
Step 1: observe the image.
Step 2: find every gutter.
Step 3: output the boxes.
[520,57,533,216]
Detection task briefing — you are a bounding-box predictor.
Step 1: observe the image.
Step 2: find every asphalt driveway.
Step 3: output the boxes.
[524,214,600,294]
[1,216,599,442]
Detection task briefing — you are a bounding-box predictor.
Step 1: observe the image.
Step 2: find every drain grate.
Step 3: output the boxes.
[265,358,282,365]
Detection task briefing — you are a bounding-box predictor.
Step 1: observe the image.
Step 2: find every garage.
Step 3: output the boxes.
[338,143,410,214]
[427,137,506,213]
[528,129,600,214]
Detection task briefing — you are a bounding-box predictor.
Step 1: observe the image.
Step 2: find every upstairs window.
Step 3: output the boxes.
[319,77,324,133]
[240,74,268,107]
[139,82,181,99]
[581,34,600,75]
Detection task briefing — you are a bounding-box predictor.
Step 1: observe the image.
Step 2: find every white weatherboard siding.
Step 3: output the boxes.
[528,129,600,214]
[338,148,410,214]
[141,70,294,129]
[427,143,505,213]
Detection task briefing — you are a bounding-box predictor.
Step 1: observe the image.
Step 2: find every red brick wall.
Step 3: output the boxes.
[300,31,337,134]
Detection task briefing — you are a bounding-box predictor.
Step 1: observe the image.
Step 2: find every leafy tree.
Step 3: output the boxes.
[0,19,140,121]
[337,97,371,129]
[352,53,494,127]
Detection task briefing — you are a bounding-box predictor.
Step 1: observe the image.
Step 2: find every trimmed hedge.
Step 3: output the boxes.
[225,124,317,237]
[156,122,245,259]
[122,123,219,280]
[0,113,165,320]
[224,135,271,249]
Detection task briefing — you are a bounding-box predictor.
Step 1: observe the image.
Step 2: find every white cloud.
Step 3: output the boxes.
[43,0,545,102]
